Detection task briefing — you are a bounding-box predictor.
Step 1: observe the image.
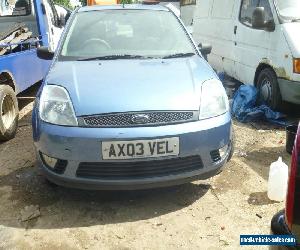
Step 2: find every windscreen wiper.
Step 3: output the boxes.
[162,52,195,59]
[77,54,153,61]
[291,18,300,22]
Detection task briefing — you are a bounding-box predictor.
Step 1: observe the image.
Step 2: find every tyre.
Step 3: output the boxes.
[257,68,282,111]
[0,85,19,141]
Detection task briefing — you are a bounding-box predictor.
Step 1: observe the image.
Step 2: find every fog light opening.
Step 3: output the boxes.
[41,153,58,169]
[219,144,229,158]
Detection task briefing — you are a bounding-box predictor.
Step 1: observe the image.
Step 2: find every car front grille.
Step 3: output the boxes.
[76,156,203,180]
[80,111,196,127]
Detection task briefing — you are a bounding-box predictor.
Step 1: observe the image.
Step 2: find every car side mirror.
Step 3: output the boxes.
[252,7,275,32]
[265,19,275,32]
[37,46,54,60]
[252,7,267,29]
[198,43,212,61]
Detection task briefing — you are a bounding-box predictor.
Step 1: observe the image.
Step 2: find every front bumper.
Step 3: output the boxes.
[278,79,300,105]
[33,112,232,190]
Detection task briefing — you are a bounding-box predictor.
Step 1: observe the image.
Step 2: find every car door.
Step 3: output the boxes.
[233,0,275,84]
[41,0,63,51]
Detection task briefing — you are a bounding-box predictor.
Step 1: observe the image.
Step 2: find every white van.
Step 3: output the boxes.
[193,0,300,110]
[180,0,196,26]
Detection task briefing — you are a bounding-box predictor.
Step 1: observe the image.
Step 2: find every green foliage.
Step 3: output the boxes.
[120,0,133,3]
[53,0,72,9]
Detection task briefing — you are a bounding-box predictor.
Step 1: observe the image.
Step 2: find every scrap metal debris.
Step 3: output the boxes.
[0,23,33,55]
[256,213,262,219]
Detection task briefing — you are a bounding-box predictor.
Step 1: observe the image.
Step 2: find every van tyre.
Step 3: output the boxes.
[257,68,282,111]
[0,85,19,141]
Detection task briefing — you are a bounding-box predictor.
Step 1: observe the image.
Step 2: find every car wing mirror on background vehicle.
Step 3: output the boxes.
[198,43,212,61]
[252,7,266,29]
[252,7,275,32]
[37,46,54,60]
[264,20,275,32]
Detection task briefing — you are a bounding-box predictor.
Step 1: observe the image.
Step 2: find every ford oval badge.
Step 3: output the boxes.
[131,114,150,124]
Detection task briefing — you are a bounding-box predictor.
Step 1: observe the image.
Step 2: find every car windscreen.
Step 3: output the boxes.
[274,0,300,22]
[59,9,196,60]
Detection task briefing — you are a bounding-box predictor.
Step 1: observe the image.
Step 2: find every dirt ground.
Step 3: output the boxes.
[0,87,297,250]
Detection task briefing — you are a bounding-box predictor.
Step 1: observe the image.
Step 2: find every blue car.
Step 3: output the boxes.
[33,4,234,190]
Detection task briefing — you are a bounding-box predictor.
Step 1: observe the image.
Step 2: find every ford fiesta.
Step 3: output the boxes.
[33,4,234,190]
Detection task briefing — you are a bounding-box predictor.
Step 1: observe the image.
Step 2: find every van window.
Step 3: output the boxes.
[0,0,31,16]
[240,0,273,27]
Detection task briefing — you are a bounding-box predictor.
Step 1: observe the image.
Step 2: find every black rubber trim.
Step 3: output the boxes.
[76,156,203,180]
[39,152,68,174]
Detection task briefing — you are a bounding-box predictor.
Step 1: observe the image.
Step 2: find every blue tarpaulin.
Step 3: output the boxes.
[231,85,287,126]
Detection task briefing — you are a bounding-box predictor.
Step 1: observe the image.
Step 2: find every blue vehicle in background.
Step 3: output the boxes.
[0,0,69,141]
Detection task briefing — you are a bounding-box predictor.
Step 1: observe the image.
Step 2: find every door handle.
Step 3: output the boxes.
[234,25,237,34]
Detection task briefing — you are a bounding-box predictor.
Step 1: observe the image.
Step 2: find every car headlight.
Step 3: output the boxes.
[199,79,229,120]
[39,85,78,126]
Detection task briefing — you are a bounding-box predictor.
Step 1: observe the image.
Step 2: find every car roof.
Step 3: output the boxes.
[78,4,170,12]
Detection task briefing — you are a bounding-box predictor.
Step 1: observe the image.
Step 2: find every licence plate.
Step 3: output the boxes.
[102,137,179,160]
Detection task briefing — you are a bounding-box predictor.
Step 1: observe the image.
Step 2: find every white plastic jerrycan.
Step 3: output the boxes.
[267,157,289,202]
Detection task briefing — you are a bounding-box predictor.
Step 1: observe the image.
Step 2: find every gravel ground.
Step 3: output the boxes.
[0,86,296,250]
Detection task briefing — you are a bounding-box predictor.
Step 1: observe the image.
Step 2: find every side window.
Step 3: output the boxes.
[239,0,273,28]
[240,0,259,26]
[259,0,273,22]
